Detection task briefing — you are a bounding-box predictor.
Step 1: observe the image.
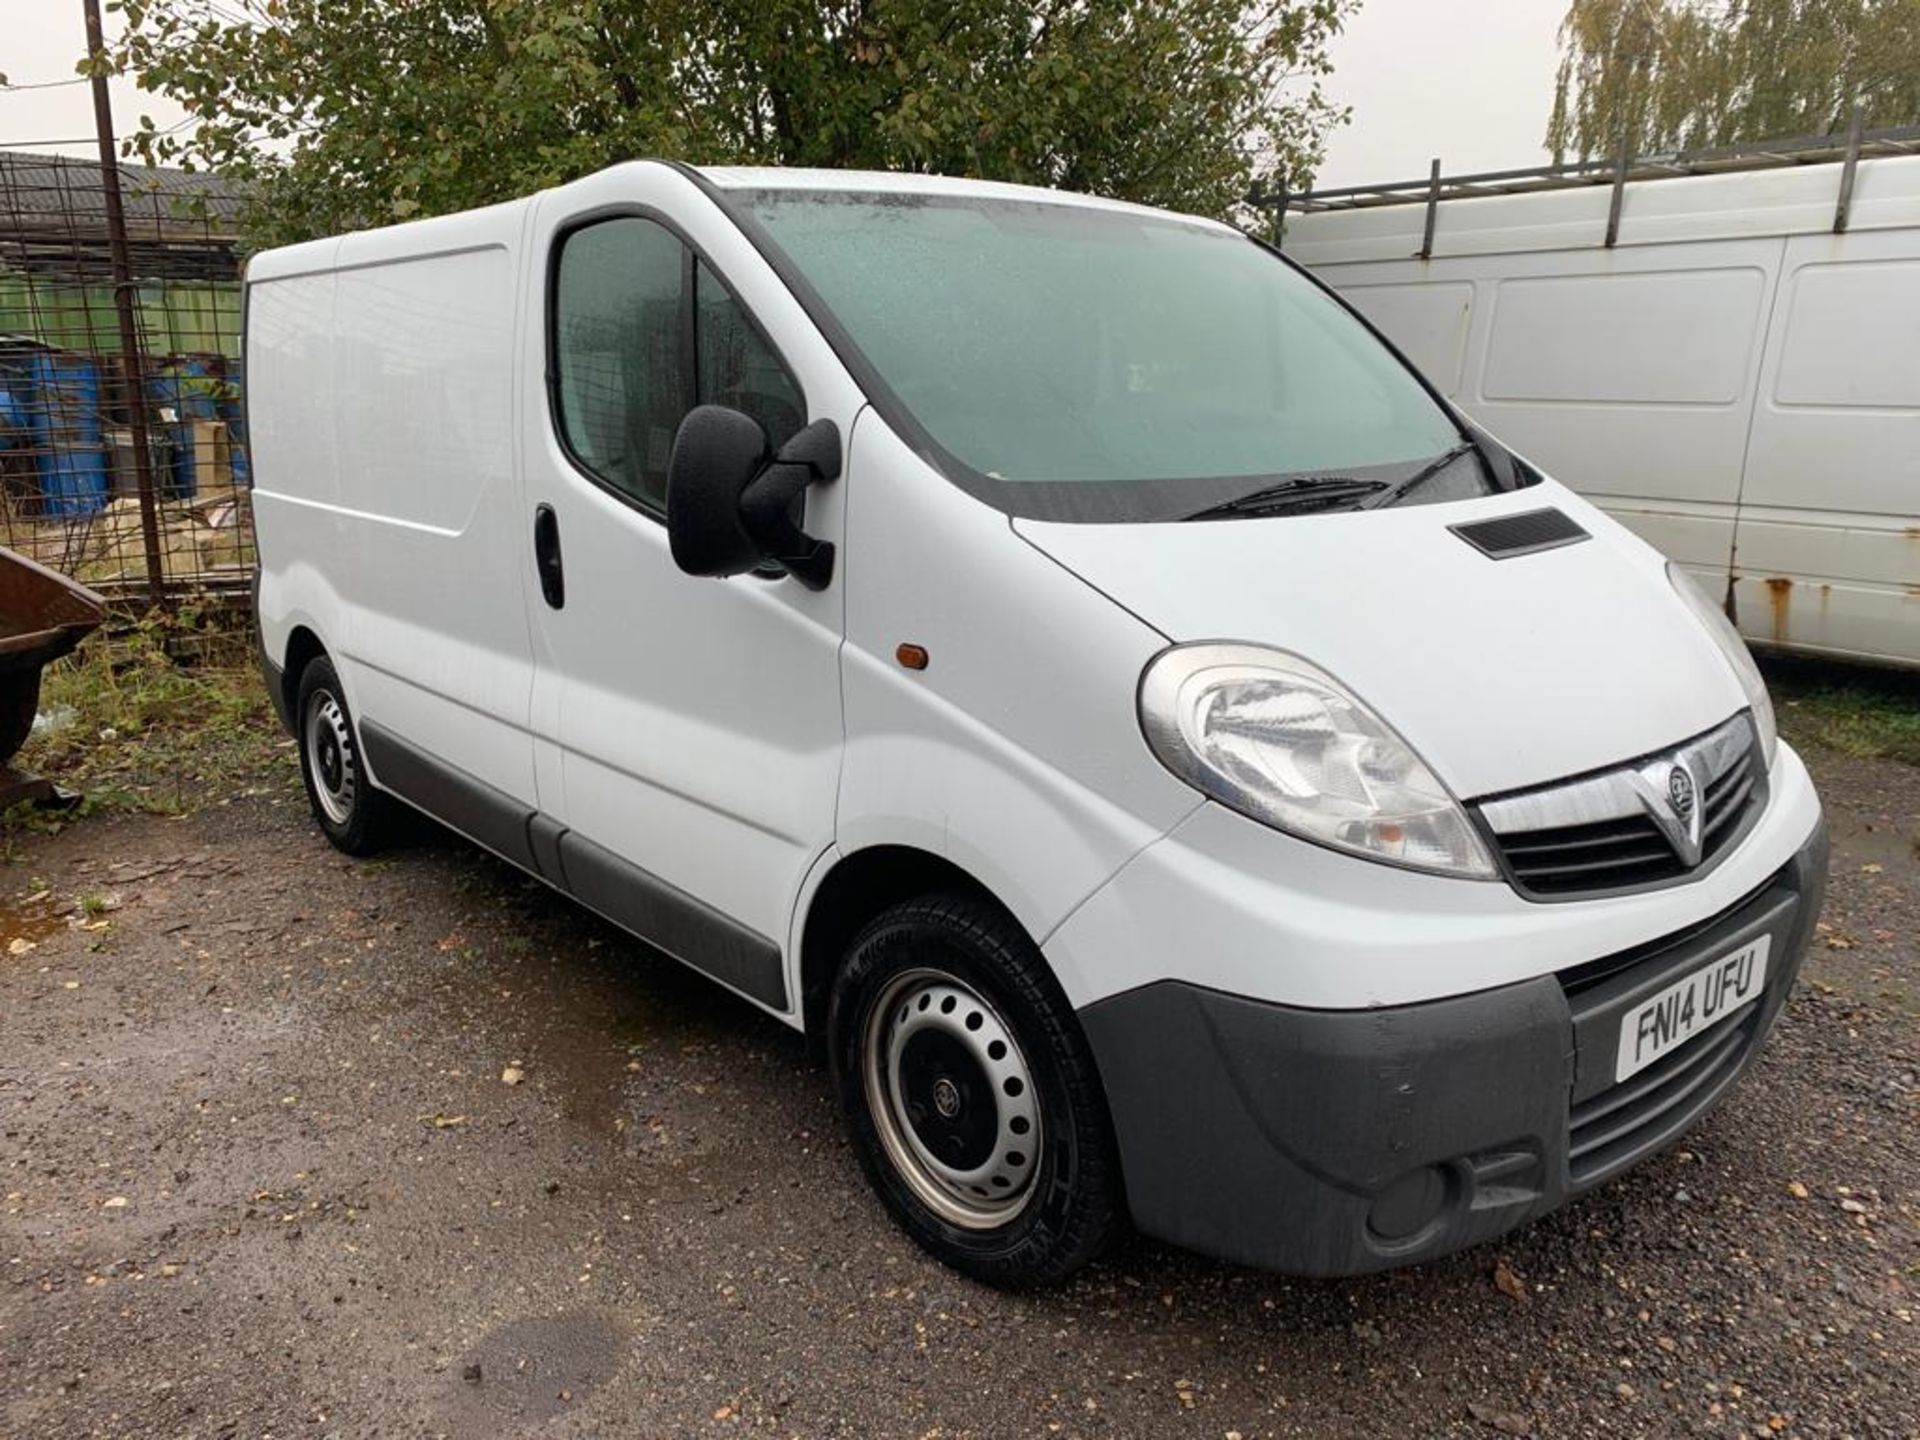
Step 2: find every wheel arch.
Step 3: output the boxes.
[797,844,1015,1045]
[281,624,328,716]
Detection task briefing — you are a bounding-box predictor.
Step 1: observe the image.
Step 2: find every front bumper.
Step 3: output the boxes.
[1077,816,1827,1276]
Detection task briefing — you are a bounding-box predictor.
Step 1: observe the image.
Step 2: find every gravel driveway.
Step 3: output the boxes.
[2,746,1914,1439]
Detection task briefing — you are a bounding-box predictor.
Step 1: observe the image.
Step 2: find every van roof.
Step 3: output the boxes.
[691,164,1235,233]
[244,162,1240,280]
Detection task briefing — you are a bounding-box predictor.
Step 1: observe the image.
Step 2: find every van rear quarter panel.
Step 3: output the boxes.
[249,205,539,802]
[1732,228,1920,663]
[248,238,343,671]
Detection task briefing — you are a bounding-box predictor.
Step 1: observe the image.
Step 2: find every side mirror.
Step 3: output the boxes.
[666,406,840,590]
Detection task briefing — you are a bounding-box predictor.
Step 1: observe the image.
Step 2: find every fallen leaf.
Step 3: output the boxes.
[1467,1400,1534,1436]
[102,1196,128,1209]
[1861,863,1883,874]
[1493,1259,1530,1304]
[1787,1181,1810,1199]
[421,1113,467,1129]
[8,937,35,955]
[713,1405,733,1421]
[501,1065,525,1086]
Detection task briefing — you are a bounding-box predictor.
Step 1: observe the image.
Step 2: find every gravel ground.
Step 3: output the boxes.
[1,745,1915,1440]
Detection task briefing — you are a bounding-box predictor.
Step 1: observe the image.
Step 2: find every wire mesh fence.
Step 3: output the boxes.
[0,149,251,603]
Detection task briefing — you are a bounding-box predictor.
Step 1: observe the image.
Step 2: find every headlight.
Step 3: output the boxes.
[1139,644,1496,879]
[1667,562,1777,768]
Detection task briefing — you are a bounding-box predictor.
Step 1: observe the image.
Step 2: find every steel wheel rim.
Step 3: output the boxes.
[862,966,1042,1230]
[304,689,357,827]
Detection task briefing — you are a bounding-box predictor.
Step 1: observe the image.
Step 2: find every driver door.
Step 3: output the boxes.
[519,175,852,1015]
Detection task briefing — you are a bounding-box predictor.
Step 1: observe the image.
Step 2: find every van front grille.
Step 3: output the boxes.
[1567,1005,1760,1185]
[1476,714,1763,899]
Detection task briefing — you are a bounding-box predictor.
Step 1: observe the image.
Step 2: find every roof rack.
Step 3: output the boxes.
[1252,113,1920,252]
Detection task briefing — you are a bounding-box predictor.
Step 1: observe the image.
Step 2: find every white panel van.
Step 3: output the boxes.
[1283,148,1920,669]
[248,163,1826,1286]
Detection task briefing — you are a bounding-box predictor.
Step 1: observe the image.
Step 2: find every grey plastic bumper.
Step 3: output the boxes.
[1078,816,1828,1277]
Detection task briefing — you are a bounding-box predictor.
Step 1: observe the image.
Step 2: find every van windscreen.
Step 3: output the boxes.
[733,189,1480,523]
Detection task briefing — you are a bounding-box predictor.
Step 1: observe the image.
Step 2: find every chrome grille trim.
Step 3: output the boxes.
[1479,713,1753,836]
[1475,713,1763,899]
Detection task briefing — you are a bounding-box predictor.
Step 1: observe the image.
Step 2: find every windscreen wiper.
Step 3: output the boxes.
[1359,441,1478,510]
[1182,475,1387,521]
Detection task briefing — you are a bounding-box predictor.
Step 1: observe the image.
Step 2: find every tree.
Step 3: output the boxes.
[114,0,1355,245]
[1547,0,1920,163]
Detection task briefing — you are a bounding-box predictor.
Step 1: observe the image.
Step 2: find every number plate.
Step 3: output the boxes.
[1616,936,1770,1083]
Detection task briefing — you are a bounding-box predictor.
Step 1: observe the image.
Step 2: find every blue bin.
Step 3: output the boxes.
[218,362,250,489]
[148,359,225,500]
[26,353,109,517]
[0,379,25,442]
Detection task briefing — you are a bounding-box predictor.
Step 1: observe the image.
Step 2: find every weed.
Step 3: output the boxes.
[1767,657,1920,768]
[9,607,292,827]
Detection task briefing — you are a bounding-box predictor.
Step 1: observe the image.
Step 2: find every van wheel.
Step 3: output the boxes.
[829,892,1124,1288]
[295,656,398,856]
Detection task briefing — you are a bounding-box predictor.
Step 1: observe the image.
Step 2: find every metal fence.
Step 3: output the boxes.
[1262,113,1920,252]
[0,149,251,603]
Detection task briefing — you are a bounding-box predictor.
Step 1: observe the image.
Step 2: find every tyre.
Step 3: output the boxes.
[295,654,400,856]
[829,891,1124,1287]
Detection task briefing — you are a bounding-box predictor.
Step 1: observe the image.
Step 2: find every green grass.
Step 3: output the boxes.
[1766,657,1920,767]
[10,608,289,822]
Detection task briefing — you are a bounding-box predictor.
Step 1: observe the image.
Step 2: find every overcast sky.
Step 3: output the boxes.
[2,0,193,155]
[4,0,1569,187]
[1315,0,1568,188]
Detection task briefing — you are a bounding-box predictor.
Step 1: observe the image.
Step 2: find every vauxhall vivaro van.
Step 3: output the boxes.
[248,163,1827,1286]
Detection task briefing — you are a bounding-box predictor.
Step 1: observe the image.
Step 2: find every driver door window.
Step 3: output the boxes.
[552,218,803,514]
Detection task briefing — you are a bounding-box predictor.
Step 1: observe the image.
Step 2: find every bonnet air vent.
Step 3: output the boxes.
[1450,508,1590,560]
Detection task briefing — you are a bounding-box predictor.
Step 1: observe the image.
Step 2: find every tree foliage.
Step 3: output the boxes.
[1548,0,1920,162]
[114,0,1354,245]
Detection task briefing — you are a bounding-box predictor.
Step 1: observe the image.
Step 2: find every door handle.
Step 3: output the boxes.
[533,504,565,609]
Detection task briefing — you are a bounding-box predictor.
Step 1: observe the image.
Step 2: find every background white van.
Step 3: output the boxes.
[1283,134,1920,670]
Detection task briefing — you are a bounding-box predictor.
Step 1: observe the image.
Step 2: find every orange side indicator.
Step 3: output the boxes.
[896,643,930,671]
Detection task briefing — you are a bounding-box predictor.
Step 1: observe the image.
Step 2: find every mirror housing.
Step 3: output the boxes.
[666,407,840,590]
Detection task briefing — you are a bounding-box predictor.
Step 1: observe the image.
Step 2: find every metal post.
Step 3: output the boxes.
[83,0,167,607]
[1605,121,1633,248]
[1834,101,1864,234]
[1419,158,1441,259]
